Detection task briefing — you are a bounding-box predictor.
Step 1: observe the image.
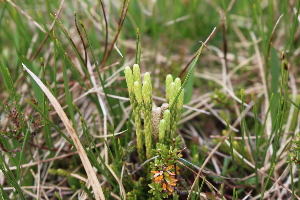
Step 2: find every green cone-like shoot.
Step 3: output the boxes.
[166,74,173,102]
[134,81,143,105]
[174,78,181,92]
[133,64,141,83]
[143,72,152,91]
[169,82,176,106]
[163,109,171,139]
[142,79,152,105]
[124,66,134,93]
[177,88,184,110]
[158,119,166,143]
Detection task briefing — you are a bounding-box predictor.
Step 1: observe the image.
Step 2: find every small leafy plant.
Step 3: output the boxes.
[291,133,300,166]
[149,139,182,199]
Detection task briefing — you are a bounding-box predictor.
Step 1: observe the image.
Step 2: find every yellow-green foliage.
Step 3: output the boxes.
[124,64,185,161]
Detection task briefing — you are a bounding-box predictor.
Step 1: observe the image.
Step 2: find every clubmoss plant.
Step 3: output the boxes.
[142,74,153,159]
[124,64,185,161]
[124,66,145,161]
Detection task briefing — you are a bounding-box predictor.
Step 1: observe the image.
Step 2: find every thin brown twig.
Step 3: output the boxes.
[74,12,87,68]
[98,0,109,62]
[221,13,228,75]
[178,33,217,78]
[225,0,236,14]
[267,14,284,59]
[178,159,242,180]
[130,156,159,175]
[100,0,130,69]
[30,0,65,62]
[178,51,197,78]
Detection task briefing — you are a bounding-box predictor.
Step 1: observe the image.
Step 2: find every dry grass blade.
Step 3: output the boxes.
[106,163,126,199]
[22,63,105,200]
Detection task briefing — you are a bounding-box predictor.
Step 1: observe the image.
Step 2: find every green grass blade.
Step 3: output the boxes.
[16,128,30,180]
[0,153,25,200]
[62,57,77,133]
[170,43,205,111]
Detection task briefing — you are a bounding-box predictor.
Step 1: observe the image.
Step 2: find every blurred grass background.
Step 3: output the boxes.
[0,0,300,199]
